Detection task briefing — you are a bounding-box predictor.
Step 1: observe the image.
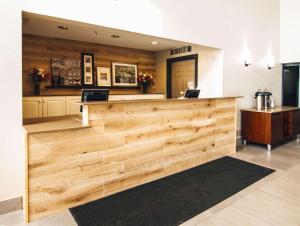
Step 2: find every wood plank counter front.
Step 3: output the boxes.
[23,97,239,222]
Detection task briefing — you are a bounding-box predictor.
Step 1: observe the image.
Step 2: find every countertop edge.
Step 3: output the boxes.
[241,106,300,113]
[80,96,243,105]
[23,116,91,134]
[23,93,165,97]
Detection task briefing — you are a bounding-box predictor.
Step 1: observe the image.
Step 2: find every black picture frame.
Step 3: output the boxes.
[111,62,138,87]
[81,53,95,86]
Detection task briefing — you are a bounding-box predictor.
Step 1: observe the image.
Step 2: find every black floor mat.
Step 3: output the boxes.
[70,156,274,226]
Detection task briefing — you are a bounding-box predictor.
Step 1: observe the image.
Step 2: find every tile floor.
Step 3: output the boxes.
[1,141,300,226]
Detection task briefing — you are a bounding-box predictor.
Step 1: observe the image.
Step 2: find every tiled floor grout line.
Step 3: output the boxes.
[258,185,300,207]
[232,203,273,226]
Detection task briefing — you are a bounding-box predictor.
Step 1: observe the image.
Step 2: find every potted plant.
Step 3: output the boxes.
[30,68,50,95]
[138,72,154,94]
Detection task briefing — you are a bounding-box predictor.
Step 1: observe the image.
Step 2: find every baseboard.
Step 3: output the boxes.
[0,197,22,215]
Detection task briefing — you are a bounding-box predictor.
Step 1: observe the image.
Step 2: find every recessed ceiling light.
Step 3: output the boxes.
[57,25,68,30]
[111,34,120,39]
[152,41,158,45]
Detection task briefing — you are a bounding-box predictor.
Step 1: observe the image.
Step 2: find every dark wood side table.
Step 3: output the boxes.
[241,106,300,151]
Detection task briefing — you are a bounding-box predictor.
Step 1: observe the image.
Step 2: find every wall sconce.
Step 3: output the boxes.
[244,50,252,67]
[267,56,275,70]
[245,60,252,67]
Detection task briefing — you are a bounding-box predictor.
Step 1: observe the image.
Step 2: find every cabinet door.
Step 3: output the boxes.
[283,111,293,138]
[23,97,43,119]
[241,111,262,143]
[42,96,66,117]
[292,110,300,135]
[271,113,283,144]
[65,96,81,115]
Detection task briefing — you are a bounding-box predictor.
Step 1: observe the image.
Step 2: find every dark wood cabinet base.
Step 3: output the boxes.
[241,107,300,151]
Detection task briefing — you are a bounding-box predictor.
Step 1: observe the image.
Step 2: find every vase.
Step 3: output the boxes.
[142,84,148,94]
[34,81,41,96]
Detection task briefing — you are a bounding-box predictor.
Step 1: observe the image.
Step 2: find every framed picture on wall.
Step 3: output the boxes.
[112,62,138,87]
[51,57,81,86]
[81,53,95,85]
[96,67,111,87]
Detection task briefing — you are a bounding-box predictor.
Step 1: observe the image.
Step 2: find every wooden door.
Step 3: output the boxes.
[23,97,43,119]
[171,59,195,98]
[65,96,81,115]
[42,96,66,117]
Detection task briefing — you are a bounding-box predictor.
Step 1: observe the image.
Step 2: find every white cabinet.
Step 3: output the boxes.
[23,97,43,119]
[23,96,78,119]
[42,96,66,117]
[66,96,81,115]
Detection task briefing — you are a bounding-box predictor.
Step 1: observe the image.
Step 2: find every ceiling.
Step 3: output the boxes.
[22,12,190,52]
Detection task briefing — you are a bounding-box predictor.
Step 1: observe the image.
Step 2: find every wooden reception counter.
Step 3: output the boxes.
[23,96,240,222]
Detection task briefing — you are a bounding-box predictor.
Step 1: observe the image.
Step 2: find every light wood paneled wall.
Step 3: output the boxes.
[22,34,156,96]
[25,97,237,222]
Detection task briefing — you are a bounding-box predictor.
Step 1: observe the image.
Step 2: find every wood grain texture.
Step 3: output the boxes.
[22,34,156,96]
[270,112,283,143]
[241,109,300,146]
[25,98,237,222]
[293,110,300,134]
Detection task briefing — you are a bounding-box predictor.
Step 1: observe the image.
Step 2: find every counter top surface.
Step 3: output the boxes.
[23,115,89,134]
[80,96,242,105]
[241,106,299,113]
[23,94,80,97]
[23,93,165,97]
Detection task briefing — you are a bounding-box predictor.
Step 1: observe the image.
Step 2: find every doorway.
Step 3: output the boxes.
[282,64,300,107]
[166,54,198,98]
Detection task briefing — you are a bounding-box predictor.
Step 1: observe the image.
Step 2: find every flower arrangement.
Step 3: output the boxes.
[138,72,154,94]
[30,68,50,95]
[30,68,50,82]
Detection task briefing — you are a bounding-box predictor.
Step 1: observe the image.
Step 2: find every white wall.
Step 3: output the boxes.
[155,45,223,97]
[0,0,23,201]
[280,0,300,63]
[0,0,281,201]
[23,0,281,110]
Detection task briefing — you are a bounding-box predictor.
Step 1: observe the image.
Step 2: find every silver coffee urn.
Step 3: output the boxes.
[255,91,265,110]
[255,90,273,110]
[263,91,272,109]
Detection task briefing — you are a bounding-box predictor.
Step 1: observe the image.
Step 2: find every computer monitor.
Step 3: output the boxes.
[184,89,200,98]
[81,89,109,102]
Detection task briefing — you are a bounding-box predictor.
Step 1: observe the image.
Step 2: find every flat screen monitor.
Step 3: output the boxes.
[184,89,200,98]
[81,89,109,102]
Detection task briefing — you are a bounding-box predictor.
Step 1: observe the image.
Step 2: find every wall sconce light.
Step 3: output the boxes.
[244,50,252,67]
[245,60,252,67]
[267,56,275,70]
